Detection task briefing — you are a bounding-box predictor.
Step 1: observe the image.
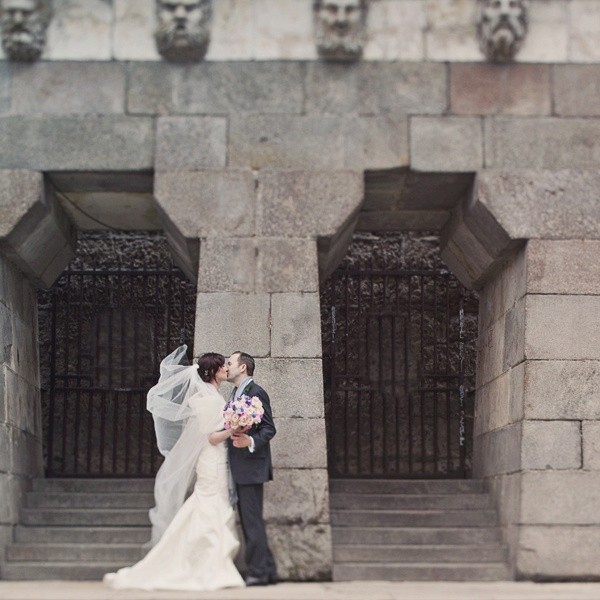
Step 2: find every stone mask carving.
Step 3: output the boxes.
[477,0,529,62]
[314,0,368,62]
[155,0,212,62]
[0,0,52,62]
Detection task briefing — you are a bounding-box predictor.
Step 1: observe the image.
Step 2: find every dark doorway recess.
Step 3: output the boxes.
[321,233,478,479]
[38,232,196,478]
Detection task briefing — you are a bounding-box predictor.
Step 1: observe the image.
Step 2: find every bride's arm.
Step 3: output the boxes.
[208,429,232,446]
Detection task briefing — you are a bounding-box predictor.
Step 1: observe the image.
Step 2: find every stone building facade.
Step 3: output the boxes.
[0,0,600,582]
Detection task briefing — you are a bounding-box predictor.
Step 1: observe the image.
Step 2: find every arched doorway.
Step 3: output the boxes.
[37,231,197,478]
[321,232,478,479]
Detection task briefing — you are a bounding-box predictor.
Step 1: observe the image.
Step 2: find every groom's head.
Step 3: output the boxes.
[226,351,255,385]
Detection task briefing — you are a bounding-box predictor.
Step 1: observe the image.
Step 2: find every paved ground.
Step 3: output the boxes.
[1,581,600,600]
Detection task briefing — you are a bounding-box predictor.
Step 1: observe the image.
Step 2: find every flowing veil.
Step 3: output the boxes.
[146,345,213,547]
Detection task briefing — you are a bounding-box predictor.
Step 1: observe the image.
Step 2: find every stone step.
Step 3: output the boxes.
[333,544,506,563]
[26,492,155,509]
[1,562,129,581]
[21,508,150,527]
[6,543,143,563]
[329,479,486,495]
[15,526,151,544]
[331,526,501,545]
[330,493,490,511]
[32,479,155,493]
[333,562,510,582]
[330,509,498,528]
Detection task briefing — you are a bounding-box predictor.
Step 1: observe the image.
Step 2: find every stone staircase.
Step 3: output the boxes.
[3,479,153,580]
[330,479,510,581]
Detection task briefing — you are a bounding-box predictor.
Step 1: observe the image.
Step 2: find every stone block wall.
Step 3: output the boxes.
[474,240,600,579]
[0,256,42,576]
[0,0,598,63]
[179,169,363,580]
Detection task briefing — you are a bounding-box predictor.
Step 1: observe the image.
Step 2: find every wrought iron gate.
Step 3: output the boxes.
[38,233,196,478]
[323,267,474,479]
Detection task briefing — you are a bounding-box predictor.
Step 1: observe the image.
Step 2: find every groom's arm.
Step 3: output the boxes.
[249,388,276,452]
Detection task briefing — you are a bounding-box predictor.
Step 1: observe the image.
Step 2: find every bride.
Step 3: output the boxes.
[104,347,244,591]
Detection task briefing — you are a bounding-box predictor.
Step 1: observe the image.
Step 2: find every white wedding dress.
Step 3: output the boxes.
[104,390,244,592]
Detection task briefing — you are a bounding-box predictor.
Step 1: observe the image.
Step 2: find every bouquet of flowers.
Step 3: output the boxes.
[223,393,264,431]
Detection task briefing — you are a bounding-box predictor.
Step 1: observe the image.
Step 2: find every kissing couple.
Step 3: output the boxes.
[104,348,278,591]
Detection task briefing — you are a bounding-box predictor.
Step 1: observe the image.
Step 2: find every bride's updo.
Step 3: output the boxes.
[197,352,225,383]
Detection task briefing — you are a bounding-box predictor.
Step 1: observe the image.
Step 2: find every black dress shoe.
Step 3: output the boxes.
[245,575,269,586]
[268,574,278,585]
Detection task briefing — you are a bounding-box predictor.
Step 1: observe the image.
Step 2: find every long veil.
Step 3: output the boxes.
[146,345,211,547]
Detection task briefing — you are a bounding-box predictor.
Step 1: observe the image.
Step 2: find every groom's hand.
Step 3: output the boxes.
[232,432,252,448]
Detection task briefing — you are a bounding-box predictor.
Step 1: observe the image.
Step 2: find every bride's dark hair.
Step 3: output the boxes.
[197,352,225,383]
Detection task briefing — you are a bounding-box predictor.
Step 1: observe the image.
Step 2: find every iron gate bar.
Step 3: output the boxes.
[40,234,197,478]
[324,266,472,479]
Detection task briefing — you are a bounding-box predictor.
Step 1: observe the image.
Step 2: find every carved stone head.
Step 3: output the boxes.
[155,0,212,62]
[477,0,529,62]
[314,0,368,62]
[0,0,52,62]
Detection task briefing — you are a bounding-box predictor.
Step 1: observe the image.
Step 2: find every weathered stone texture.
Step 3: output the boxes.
[525,295,600,360]
[523,360,600,420]
[364,0,425,61]
[485,118,600,169]
[478,247,526,331]
[475,170,600,240]
[521,421,582,470]
[502,298,525,372]
[305,63,446,115]
[9,63,126,115]
[0,64,11,114]
[526,240,600,295]
[256,238,319,293]
[476,316,506,389]
[568,0,600,62]
[0,170,43,238]
[267,524,331,581]
[271,294,322,359]
[517,526,600,579]
[450,64,551,116]
[271,418,327,469]
[128,62,304,116]
[113,0,159,61]
[264,469,329,524]
[344,117,409,170]
[474,364,524,437]
[251,0,315,60]
[4,368,41,437]
[45,0,113,61]
[517,0,568,63]
[155,117,227,170]
[10,428,42,478]
[0,117,155,171]
[229,116,346,170]
[257,171,364,237]
[205,0,255,60]
[254,359,324,418]
[411,117,483,172]
[521,471,600,524]
[197,238,256,293]
[473,422,521,478]
[154,171,255,239]
[583,421,600,470]
[424,0,480,61]
[554,65,600,116]
[194,293,271,358]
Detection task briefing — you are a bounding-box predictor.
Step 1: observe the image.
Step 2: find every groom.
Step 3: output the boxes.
[226,351,278,586]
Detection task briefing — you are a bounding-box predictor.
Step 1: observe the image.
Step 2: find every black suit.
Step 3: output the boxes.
[227,380,277,580]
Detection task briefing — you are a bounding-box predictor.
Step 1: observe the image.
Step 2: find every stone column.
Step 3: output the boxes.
[0,170,76,573]
[444,170,600,580]
[155,167,363,580]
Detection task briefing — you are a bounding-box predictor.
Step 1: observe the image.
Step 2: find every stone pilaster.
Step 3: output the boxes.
[155,168,363,580]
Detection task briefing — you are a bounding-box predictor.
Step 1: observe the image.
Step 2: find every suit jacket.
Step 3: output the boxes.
[227,380,276,485]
